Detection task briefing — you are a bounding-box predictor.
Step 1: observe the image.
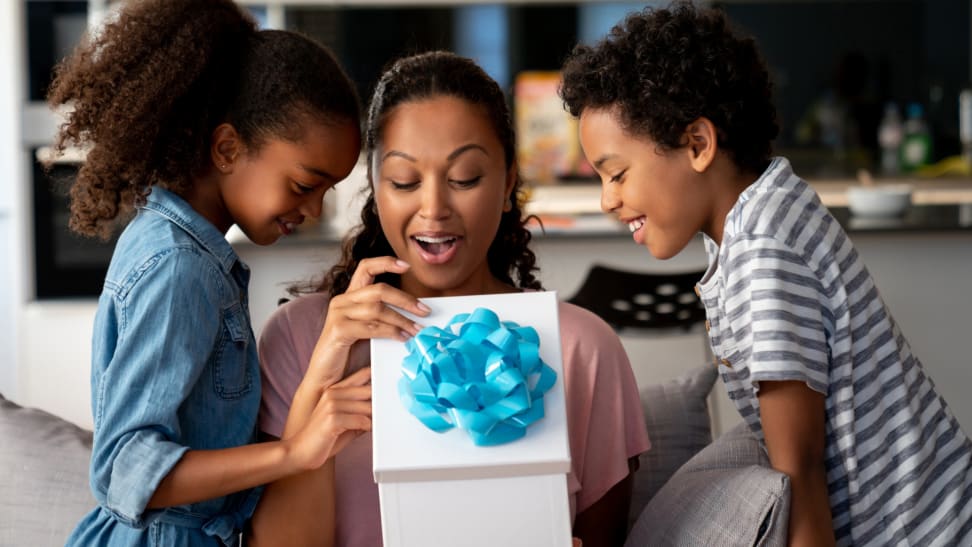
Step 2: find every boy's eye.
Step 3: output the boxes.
[609,169,627,184]
[390,180,419,191]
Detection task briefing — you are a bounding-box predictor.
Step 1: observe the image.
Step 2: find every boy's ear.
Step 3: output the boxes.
[211,123,244,173]
[684,117,718,173]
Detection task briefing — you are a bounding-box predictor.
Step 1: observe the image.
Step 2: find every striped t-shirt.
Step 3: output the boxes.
[697,157,972,545]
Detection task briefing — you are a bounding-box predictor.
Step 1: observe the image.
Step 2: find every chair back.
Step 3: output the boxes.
[566,264,706,332]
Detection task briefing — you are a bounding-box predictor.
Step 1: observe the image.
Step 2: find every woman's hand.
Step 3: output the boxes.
[305,257,430,388]
[285,366,374,471]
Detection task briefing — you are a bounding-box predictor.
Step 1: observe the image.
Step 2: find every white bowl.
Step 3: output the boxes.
[846,184,913,217]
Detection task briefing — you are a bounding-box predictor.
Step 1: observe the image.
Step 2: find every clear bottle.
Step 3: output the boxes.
[877,103,903,176]
[899,102,932,172]
[960,89,972,166]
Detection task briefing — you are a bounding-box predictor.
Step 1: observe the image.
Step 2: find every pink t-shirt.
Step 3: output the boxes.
[259,292,650,547]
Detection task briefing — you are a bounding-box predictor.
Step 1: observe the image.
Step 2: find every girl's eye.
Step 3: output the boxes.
[390,180,419,191]
[293,181,315,195]
[609,169,627,184]
[450,176,482,188]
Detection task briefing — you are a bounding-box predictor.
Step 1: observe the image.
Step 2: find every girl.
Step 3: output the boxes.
[251,51,650,547]
[560,3,972,546]
[49,1,371,545]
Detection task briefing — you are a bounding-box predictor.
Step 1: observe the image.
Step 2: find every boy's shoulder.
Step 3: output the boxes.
[727,158,835,251]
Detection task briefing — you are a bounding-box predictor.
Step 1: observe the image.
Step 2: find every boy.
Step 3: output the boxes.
[560,2,972,545]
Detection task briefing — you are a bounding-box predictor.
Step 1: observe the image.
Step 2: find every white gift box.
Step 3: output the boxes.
[372,291,572,547]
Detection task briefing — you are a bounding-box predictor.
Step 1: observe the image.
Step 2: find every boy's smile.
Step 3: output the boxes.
[578,107,713,260]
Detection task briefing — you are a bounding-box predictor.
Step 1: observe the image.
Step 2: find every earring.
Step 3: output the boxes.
[504,197,514,212]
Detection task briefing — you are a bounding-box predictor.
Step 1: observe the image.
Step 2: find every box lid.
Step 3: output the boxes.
[372,291,570,483]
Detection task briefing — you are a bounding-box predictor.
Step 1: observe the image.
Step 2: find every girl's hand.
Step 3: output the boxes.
[306,257,430,387]
[286,367,373,471]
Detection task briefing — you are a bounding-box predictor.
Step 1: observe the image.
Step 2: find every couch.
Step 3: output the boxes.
[0,366,789,546]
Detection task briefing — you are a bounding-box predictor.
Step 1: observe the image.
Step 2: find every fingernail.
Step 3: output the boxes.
[399,330,412,341]
[395,259,409,268]
[412,322,424,333]
[416,302,431,313]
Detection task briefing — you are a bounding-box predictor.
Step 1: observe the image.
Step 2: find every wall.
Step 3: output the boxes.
[0,1,26,402]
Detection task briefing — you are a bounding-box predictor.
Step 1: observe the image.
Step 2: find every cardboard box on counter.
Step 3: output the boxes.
[372,291,572,547]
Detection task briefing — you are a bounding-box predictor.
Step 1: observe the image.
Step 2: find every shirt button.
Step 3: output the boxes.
[720,358,732,368]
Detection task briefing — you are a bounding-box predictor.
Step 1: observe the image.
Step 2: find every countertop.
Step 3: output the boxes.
[521,177,972,238]
[229,177,972,247]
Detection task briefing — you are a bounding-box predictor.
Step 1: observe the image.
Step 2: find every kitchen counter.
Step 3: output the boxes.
[231,177,972,248]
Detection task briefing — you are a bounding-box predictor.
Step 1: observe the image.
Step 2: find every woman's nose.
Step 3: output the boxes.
[419,179,451,220]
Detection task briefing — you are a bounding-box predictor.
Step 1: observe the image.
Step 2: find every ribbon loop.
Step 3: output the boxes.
[398,308,557,446]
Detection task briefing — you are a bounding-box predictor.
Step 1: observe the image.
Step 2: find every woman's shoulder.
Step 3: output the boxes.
[556,301,623,350]
[262,291,332,339]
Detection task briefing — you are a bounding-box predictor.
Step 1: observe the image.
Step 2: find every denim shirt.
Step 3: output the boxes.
[67,188,262,547]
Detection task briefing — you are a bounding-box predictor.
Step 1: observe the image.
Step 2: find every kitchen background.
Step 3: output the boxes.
[1,0,971,434]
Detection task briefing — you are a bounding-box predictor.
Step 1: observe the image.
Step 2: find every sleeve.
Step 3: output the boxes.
[89,249,222,527]
[558,303,651,516]
[723,235,831,395]
[257,295,325,439]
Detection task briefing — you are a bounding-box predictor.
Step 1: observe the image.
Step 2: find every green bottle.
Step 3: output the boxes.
[899,103,932,172]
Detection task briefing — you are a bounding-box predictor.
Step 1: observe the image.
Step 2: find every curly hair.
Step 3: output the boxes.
[47,0,360,238]
[307,51,542,297]
[559,1,779,174]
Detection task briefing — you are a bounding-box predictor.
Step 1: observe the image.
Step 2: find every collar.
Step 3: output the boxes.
[141,187,241,275]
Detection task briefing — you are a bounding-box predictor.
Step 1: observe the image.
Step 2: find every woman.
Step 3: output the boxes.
[251,51,649,547]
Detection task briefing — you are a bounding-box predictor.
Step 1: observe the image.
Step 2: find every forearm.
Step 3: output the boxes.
[572,460,636,547]
[282,344,352,438]
[248,458,336,547]
[785,467,835,547]
[147,440,298,509]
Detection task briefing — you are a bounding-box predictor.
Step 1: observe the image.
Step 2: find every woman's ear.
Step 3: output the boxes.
[684,117,718,173]
[503,164,518,212]
[210,123,243,173]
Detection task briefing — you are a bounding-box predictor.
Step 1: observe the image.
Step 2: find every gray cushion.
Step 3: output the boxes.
[0,393,94,547]
[630,365,718,524]
[626,424,790,547]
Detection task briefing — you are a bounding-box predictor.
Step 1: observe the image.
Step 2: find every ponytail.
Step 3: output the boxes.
[48,0,360,239]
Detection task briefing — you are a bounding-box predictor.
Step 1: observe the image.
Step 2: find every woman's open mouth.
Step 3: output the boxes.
[411,234,462,265]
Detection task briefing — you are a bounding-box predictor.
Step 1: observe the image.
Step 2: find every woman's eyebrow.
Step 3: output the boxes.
[381,150,417,163]
[448,143,488,161]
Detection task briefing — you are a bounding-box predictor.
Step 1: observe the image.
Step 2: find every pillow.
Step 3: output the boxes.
[630,365,718,524]
[626,424,790,547]
[0,393,94,547]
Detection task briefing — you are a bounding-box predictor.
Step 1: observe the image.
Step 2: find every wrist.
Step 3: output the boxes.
[278,436,312,474]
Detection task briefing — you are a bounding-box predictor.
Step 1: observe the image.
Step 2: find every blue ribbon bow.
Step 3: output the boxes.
[398,307,557,446]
